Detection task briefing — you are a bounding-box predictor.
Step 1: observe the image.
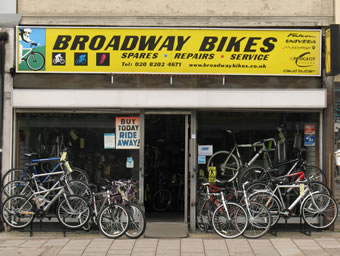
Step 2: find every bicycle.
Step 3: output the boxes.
[20,43,45,71]
[211,185,248,238]
[238,148,327,186]
[1,153,91,229]
[1,178,92,204]
[82,183,131,239]
[112,180,146,239]
[2,151,89,188]
[248,178,338,229]
[196,180,271,239]
[207,130,276,183]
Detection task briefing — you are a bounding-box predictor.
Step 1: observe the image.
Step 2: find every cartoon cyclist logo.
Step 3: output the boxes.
[18,27,46,71]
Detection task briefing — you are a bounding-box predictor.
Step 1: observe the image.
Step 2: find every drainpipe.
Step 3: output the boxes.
[0,32,8,188]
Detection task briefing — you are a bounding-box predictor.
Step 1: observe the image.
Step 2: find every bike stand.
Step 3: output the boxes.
[299,216,312,236]
[29,219,44,237]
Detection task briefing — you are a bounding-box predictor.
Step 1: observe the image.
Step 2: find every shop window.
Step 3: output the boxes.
[16,113,140,187]
[197,111,320,181]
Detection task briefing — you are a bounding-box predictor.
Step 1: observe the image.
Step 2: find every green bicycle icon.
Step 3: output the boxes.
[20,43,45,71]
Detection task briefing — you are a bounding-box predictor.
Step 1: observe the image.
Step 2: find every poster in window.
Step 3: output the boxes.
[116,117,140,149]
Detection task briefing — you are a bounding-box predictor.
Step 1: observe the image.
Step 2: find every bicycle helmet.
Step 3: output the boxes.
[23,28,32,35]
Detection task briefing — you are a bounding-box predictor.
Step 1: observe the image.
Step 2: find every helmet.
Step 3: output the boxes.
[23,28,32,34]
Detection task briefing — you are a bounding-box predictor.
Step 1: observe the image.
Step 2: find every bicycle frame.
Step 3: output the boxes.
[21,47,33,60]
[15,156,64,184]
[17,171,70,215]
[265,182,312,215]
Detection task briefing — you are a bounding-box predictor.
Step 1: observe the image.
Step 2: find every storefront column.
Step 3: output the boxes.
[139,110,145,206]
[189,111,197,231]
[324,76,335,194]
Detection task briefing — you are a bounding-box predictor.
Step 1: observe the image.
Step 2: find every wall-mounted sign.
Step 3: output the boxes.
[304,124,315,134]
[16,26,321,76]
[198,145,213,156]
[198,155,206,164]
[104,133,115,149]
[116,117,140,149]
[304,134,315,147]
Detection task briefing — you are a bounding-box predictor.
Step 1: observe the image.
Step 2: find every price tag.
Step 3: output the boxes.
[300,183,305,196]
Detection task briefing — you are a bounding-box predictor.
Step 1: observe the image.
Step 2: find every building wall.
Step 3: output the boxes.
[17,0,334,26]
[18,0,332,17]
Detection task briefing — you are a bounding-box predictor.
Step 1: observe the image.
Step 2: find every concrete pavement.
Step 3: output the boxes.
[1,230,340,256]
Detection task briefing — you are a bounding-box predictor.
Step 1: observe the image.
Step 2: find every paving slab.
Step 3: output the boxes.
[225,239,254,256]
[270,238,304,256]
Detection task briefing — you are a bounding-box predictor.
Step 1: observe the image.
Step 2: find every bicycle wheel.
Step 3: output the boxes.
[125,203,146,239]
[98,204,130,239]
[69,167,89,184]
[56,195,90,229]
[303,165,327,184]
[302,193,338,229]
[152,189,172,211]
[238,165,269,187]
[1,168,31,187]
[212,202,248,239]
[1,180,33,202]
[242,201,271,239]
[245,182,268,194]
[309,182,330,195]
[196,197,214,232]
[26,52,45,71]
[66,180,92,202]
[249,191,282,227]
[207,151,240,182]
[2,195,34,229]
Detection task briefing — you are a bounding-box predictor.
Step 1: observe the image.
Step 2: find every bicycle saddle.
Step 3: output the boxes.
[24,152,39,158]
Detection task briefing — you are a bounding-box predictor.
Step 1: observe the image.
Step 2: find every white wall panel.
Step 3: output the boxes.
[12,89,326,109]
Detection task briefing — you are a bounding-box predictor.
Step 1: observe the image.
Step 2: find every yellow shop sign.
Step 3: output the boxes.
[16,27,321,76]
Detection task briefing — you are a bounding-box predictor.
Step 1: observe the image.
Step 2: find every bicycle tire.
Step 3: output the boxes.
[309,182,330,195]
[302,193,338,229]
[303,165,327,184]
[248,191,282,227]
[1,168,31,187]
[196,196,214,232]
[2,195,34,229]
[56,195,90,229]
[26,52,45,71]
[98,204,130,239]
[65,180,92,202]
[238,165,269,188]
[69,167,89,184]
[207,151,240,182]
[152,189,172,211]
[245,182,268,194]
[1,180,33,202]
[242,201,272,239]
[212,202,248,239]
[125,203,146,239]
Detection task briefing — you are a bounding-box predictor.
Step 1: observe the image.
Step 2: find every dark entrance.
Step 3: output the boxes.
[144,114,185,222]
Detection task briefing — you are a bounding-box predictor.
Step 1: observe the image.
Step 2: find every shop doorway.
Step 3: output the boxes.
[144,114,187,222]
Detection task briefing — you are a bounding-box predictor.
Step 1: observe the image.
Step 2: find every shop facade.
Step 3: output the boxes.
[0,25,329,233]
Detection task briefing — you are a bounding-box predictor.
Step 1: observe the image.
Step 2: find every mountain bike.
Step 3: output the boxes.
[207,130,276,182]
[1,153,91,229]
[2,151,89,187]
[20,43,45,71]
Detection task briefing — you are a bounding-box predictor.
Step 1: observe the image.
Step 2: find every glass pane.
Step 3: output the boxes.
[16,113,140,187]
